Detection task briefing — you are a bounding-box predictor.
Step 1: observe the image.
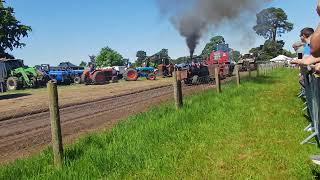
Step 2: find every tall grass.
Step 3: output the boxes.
[1,68,320,179]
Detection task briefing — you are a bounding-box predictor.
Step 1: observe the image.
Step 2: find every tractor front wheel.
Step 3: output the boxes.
[6,77,19,91]
[124,68,138,81]
[74,76,81,84]
[147,73,156,80]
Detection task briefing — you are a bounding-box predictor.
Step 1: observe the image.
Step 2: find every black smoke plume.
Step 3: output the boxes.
[156,0,271,56]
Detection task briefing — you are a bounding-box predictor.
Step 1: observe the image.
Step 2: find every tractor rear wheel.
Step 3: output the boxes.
[74,76,81,84]
[6,77,19,91]
[111,76,118,83]
[92,71,106,85]
[124,68,138,81]
[147,73,156,80]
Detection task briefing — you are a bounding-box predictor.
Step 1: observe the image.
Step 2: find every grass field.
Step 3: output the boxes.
[1,68,320,179]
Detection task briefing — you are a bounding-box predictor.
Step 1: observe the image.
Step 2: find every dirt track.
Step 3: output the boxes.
[0,74,245,164]
[0,79,174,121]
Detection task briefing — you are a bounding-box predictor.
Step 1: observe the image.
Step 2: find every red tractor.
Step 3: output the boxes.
[81,66,118,85]
[203,42,234,78]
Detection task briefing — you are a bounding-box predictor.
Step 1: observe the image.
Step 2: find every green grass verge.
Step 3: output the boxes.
[1,68,320,179]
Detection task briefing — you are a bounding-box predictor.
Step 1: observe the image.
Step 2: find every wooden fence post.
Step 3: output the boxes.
[256,64,260,77]
[173,70,183,109]
[215,66,221,93]
[47,81,63,169]
[248,66,251,78]
[236,65,240,87]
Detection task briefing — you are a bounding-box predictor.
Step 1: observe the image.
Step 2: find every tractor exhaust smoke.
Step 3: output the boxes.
[156,0,271,56]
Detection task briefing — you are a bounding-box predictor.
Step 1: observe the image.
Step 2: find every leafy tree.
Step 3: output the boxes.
[230,50,241,62]
[201,36,225,58]
[249,40,293,61]
[282,49,295,58]
[79,61,87,67]
[96,47,124,67]
[253,7,293,41]
[0,1,32,58]
[135,50,147,67]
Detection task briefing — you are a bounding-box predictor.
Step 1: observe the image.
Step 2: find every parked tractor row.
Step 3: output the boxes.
[0,46,256,93]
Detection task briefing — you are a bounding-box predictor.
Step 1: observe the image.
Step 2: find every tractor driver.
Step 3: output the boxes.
[88,63,95,74]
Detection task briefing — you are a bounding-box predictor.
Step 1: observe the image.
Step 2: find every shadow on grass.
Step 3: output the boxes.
[243,75,279,85]
[64,134,112,164]
[312,169,320,180]
[0,93,31,100]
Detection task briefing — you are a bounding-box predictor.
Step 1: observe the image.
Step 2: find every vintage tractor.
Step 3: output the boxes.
[39,64,73,85]
[0,59,48,91]
[124,49,173,81]
[150,49,174,77]
[57,62,85,84]
[123,67,156,81]
[176,62,210,85]
[203,42,235,78]
[238,53,256,72]
[96,67,119,83]
[81,69,106,85]
[81,66,118,85]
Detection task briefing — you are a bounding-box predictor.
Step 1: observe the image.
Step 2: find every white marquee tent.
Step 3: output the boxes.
[270,55,293,62]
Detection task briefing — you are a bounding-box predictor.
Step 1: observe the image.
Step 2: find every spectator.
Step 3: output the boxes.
[291,28,320,65]
[300,27,314,56]
[311,0,320,57]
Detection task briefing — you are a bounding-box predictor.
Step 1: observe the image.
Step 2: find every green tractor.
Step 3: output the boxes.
[0,59,48,91]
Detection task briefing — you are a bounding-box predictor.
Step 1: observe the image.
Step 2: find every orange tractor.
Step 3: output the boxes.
[81,67,118,85]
